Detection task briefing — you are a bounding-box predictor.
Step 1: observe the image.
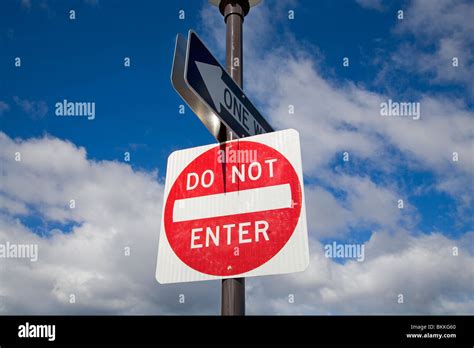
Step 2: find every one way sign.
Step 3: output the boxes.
[184,30,273,138]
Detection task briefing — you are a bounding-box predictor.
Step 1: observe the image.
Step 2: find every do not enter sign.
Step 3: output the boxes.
[166,140,300,276]
[156,129,308,283]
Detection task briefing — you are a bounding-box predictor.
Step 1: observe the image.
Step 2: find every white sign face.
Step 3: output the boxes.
[156,129,309,284]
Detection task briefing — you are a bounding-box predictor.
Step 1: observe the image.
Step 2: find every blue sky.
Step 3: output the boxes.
[2,0,470,235]
[2,0,207,172]
[2,0,446,169]
[0,0,473,315]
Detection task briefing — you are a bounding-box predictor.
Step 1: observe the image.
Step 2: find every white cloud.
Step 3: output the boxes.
[84,0,99,7]
[246,51,473,172]
[247,230,474,314]
[197,0,474,315]
[0,132,219,314]
[355,0,385,11]
[389,0,474,94]
[396,0,473,41]
[0,0,472,316]
[242,40,473,213]
[20,0,31,10]
[13,96,48,119]
[0,101,9,115]
[306,173,417,239]
[0,129,472,315]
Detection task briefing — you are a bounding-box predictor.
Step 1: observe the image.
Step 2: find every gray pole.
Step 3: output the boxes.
[218,0,249,316]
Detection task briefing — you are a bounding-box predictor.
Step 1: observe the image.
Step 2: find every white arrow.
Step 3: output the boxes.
[195,60,267,136]
[195,61,227,113]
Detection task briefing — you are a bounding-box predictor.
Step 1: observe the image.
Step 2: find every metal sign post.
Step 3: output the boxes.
[168,0,264,316]
[210,0,260,317]
[219,0,245,316]
[210,0,261,316]
[164,0,309,318]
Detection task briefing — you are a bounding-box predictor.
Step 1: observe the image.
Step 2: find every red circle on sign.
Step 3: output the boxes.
[164,140,302,276]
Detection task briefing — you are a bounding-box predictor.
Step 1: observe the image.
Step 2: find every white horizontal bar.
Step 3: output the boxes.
[173,184,292,222]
